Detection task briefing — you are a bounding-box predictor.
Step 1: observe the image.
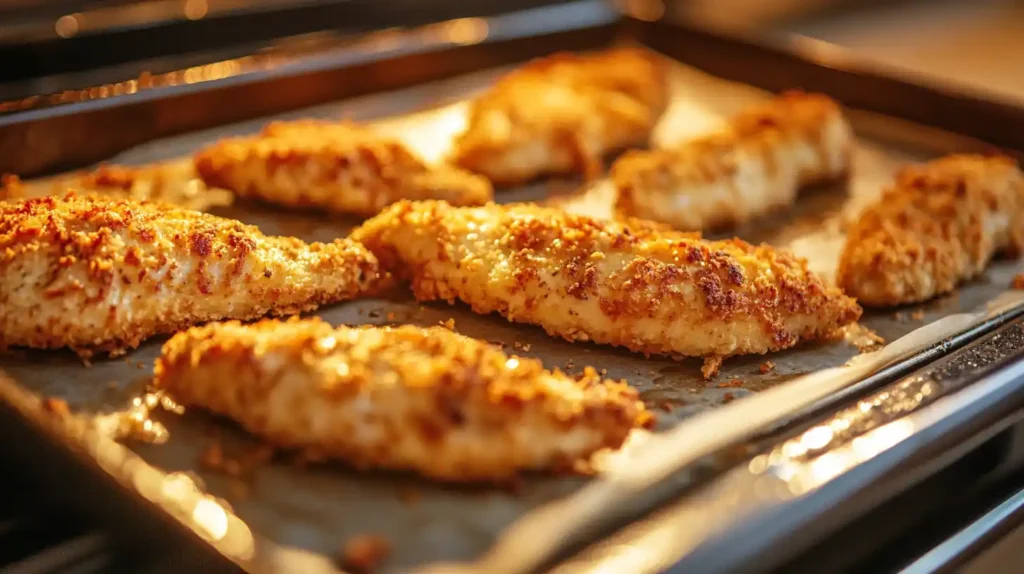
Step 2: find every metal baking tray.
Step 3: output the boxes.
[3,1,1024,572]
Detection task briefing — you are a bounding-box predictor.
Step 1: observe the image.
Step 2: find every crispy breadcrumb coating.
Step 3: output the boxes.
[837,154,1024,307]
[154,317,652,481]
[2,164,233,211]
[194,120,492,216]
[352,200,861,359]
[0,193,380,357]
[451,48,670,185]
[613,92,853,231]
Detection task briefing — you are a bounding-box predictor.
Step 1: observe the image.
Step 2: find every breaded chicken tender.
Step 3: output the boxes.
[451,48,670,185]
[194,120,492,216]
[613,92,853,231]
[1,164,233,211]
[838,154,1024,307]
[0,193,380,357]
[154,317,652,481]
[352,201,861,362]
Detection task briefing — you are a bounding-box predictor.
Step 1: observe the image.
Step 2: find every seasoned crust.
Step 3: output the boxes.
[451,48,670,186]
[0,193,380,357]
[837,154,1024,307]
[352,200,861,359]
[613,92,853,231]
[1,163,233,211]
[194,120,492,217]
[154,317,652,481]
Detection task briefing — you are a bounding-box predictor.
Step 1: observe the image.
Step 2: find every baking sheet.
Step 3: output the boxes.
[3,52,1023,573]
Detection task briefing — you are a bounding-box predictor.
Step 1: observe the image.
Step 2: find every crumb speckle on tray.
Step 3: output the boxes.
[340,534,391,574]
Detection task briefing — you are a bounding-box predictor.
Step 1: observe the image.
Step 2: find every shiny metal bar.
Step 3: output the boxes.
[900,487,1024,574]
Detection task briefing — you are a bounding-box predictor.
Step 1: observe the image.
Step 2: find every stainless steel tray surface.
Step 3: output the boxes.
[2,16,1024,574]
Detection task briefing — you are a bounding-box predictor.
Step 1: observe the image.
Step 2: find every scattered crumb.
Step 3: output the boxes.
[500,475,525,494]
[340,534,391,574]
[658,398,686,412]
[199,442,232,474]
[201,443,272,479]
[227,479,251,500]
[893,312,908,322]
[722,393,735,403]
[386,312,396,321]
[701,356,723,380]
[1013,273,1024,290]
[107,381,118,390]
[397,487,421,507]
[368,310,381,319]
[41,397,70,417]
[487,339,507,349]
[599,369,608,376]
[717,378,743,388]
[759,361,775,374]
[440,318,456,330]
[910,310,925,320]
[293,448,330,469]
[136,362,146,370]
[648,369,657,376]
[512,341,532,352]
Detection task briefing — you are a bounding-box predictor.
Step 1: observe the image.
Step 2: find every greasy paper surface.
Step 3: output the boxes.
[3,54,1023,573]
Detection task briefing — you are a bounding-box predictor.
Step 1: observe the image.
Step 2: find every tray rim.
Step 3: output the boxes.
[4,2,1024,572]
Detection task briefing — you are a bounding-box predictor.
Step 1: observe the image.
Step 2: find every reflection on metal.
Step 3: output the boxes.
[443,18,490,45]
[1,14,495,116]
[899,486,1024,574]
[0,374,257,566]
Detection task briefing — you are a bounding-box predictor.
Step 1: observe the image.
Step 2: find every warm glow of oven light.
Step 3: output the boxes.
[444,18,489,45]
[55,14,81,38]
[184,0,208,20]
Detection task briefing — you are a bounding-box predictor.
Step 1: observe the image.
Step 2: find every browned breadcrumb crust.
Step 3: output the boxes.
[0,193,380,357]
[2,164,232,210]
[153,317,651,481]
[341,534,391,574]
[837,154,1024,307]
[352,200,862,359]
[194,120,492,216]
[451,48,670,185]
[612,91,853,231]
[1013,273,1024,290]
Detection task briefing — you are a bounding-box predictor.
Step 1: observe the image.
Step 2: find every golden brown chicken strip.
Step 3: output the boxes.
[613,92,853,231]
[352,201,861,362]
[194,120,492,217]
[837,154,1024,307]
[451,48,670,186]
[0,193,380,357]
[154,317,652,481]
[1,163,233,211]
